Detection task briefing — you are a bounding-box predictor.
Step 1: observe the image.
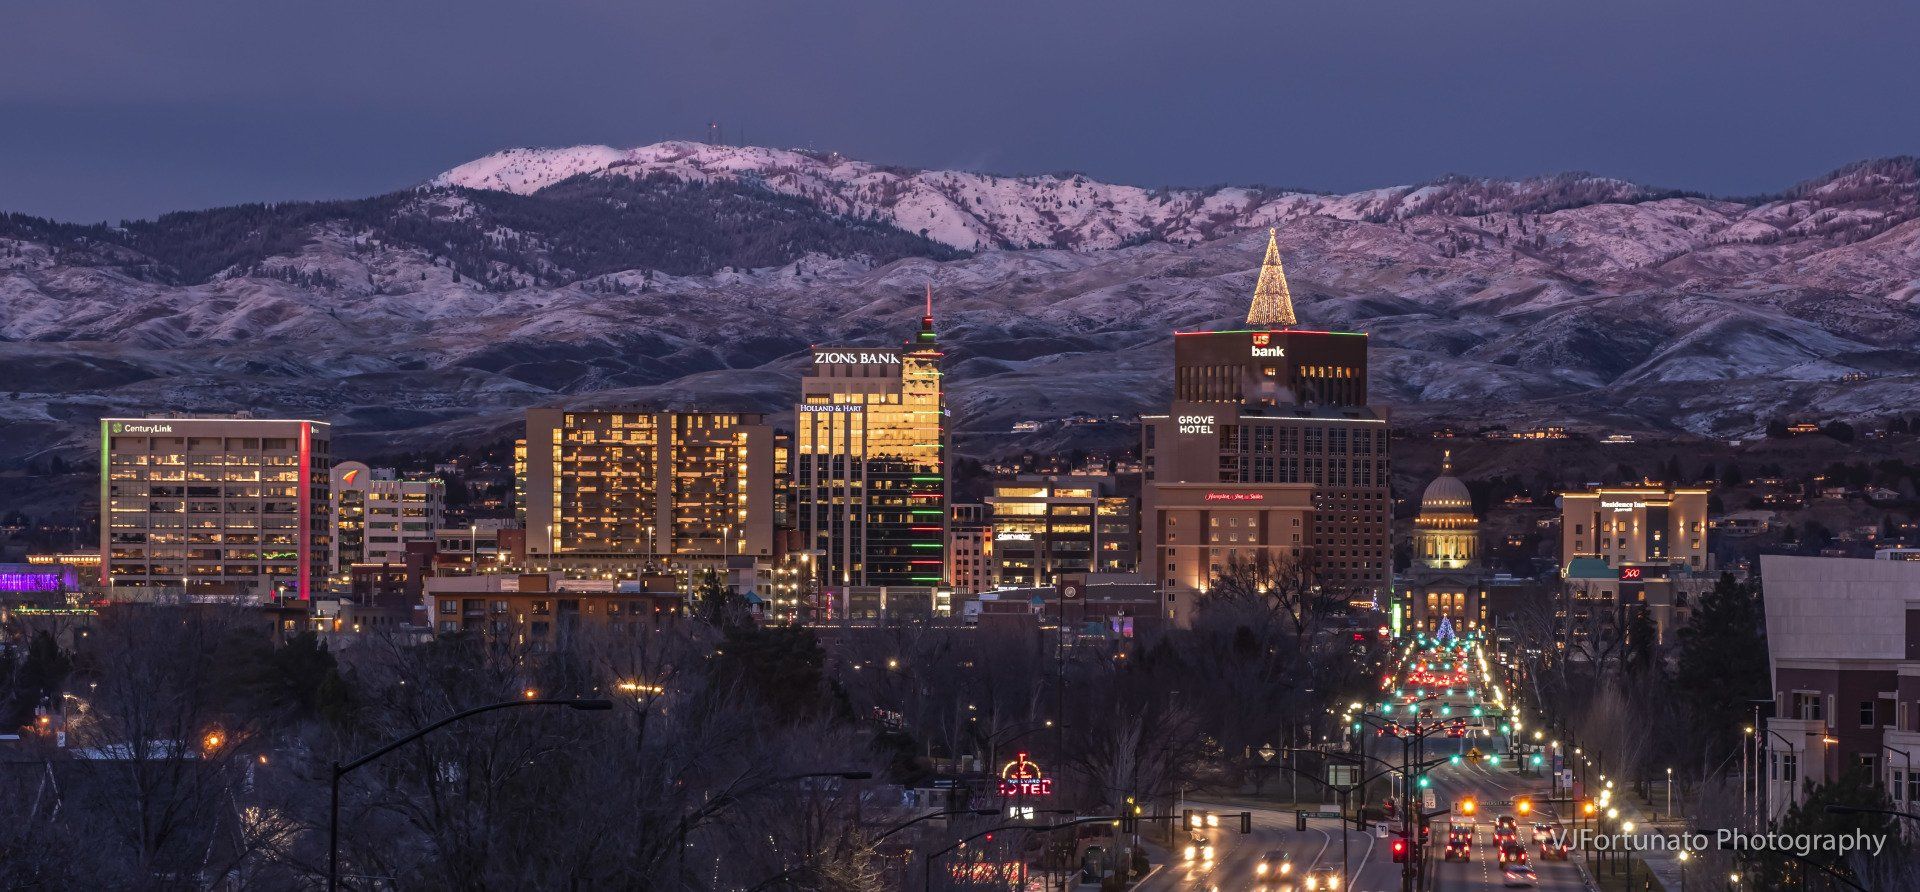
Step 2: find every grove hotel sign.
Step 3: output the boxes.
[813,349,900,366]
[1177,414,1215,435]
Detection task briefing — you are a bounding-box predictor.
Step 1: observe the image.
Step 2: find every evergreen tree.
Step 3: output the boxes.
[1721,462,1745,487]
[5,632,71,730]
[1624,606,1658,677]
[1762,766,1903,888]
[1674,574,1768,762]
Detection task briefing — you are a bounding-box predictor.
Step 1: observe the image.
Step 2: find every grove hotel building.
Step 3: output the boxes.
[101,417,331,600]
[793,299,947,591]
[1142,230,1392,607]
[522,409,775,577]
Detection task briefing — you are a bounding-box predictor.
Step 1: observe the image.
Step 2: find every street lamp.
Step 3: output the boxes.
[328,698,613,891]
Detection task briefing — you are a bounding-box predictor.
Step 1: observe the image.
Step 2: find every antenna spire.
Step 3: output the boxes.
[1246,227,1299,328]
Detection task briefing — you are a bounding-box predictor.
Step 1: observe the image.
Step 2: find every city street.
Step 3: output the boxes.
[1138,636,1592,892]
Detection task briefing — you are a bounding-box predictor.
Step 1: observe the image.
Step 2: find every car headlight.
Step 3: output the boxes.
[1184,845,1197,861]
[1304,879,1318,891]
[1328,878,1341,890]
[1257,864,1269,875]
[1202,845,1215,860]
[1281,862,1292,874]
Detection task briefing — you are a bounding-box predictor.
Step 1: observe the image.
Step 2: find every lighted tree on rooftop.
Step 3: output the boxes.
[1246,227,1298,328]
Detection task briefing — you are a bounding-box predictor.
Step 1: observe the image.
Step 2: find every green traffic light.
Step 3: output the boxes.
[1472,707,1483,716]
[1450,754,1462,765]
[1418,776,1431,789]
[1441,706,1452,716]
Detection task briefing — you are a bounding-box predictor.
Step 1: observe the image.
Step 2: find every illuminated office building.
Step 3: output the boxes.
[1142,230,1392,605]
[986,475,1137,588]
[328,462,444,576]
[101,416,331,600]
[523,409,775,577]
[794,294,947,590]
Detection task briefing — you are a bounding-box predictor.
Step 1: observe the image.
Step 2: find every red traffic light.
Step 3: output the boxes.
[1391,838,1408,862]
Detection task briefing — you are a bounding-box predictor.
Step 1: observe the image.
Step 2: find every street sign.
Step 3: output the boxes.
[1423,789,1437,810]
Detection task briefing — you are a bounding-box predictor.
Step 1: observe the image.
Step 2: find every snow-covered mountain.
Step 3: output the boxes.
[3,145,1919,472]
[433,142,1920,293]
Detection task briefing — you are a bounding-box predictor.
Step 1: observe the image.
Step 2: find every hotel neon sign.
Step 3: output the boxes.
[998,751,1053,797]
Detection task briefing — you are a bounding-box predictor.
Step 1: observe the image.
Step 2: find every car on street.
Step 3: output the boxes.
[1182,833,1214,862]
[1531,822,1553,843]
[1301,866,1342,890]
[1502,863,1538,887]
[1255,849,1293,881]
[1493,814,1517,843]
[1443,826,1472,861]
[1497,840,1529,865]
[1539,835,1571,860]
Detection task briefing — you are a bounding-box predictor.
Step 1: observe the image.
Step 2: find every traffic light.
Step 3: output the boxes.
[1391,837,1409,862]
[1182,808,1196,829]
[1516,797,1533,816]
[1296,810,1308,832]
[1459,797,1477,816]
[1581,800,1597,818]
[1240,812,1254,834]
[1450,754,1462,765]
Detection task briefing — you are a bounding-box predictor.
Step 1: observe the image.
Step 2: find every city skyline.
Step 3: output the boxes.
[2,6,1916,886]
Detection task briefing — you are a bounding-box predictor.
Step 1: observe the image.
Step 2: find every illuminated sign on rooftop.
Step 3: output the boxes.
[813,349,901,366]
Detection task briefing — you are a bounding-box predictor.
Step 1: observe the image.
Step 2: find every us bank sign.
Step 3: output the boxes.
[813,349,901,366]
[1250,332,1286,358]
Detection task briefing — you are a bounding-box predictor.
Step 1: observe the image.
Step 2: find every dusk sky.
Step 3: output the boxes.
[4,0,1916,222]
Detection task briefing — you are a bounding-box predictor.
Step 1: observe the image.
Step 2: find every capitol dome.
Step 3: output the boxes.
[1420,473,1474,514]
[1419,451,1474,515]
[1415,451,1479,570]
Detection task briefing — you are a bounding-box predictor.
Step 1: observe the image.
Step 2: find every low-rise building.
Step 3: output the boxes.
[1760,555,1920,821]
[424,572,683,648]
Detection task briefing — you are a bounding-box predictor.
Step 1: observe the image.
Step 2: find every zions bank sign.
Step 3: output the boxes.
[813,349,901,366]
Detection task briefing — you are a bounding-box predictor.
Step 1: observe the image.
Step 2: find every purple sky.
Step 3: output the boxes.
[4,0,1916,222]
